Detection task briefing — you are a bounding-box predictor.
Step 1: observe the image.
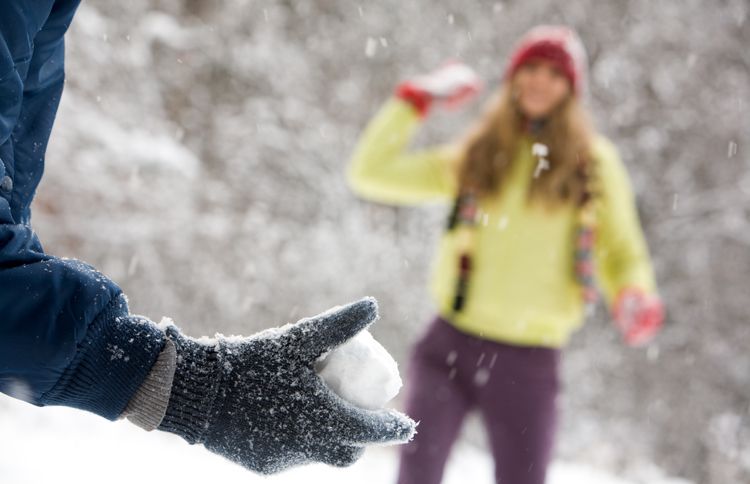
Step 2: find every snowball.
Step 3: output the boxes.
[316,330,403,410]
[418,63,481,98]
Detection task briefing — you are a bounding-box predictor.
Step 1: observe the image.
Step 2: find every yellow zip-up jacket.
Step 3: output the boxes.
[348,99,658,348]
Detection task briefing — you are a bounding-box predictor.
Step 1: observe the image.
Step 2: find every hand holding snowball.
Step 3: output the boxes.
[396,62,484,117]
[156,298,416,474]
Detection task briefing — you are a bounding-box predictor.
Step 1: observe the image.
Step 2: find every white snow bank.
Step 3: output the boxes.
[0,395,690,484]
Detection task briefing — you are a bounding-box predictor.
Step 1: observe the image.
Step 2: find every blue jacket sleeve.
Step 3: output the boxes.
[0,0,166,420]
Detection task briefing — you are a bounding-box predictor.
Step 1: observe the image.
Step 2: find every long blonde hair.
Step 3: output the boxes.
[456,79,596,208]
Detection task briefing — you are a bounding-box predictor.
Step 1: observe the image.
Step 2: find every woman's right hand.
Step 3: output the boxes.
[395,62,483,118]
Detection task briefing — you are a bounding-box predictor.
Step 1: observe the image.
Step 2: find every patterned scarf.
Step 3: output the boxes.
[447,129,599,315]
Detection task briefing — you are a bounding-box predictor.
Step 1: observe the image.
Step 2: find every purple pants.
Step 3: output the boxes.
[396,317,560,484]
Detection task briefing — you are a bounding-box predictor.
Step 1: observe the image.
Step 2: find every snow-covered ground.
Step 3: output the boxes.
[0,395,690,484]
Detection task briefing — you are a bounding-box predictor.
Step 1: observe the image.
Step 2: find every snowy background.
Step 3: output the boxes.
[2,0,748,483]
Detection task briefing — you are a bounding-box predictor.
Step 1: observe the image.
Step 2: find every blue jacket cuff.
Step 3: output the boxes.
[40,294,166,420]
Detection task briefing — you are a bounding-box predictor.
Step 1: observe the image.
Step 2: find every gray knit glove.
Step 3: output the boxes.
[156,298,416,474]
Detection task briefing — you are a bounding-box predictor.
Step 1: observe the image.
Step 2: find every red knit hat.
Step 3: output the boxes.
[505,25,588,97]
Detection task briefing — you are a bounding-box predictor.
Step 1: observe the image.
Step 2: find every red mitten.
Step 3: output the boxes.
[395,62,483,117]
[612,288,665,346]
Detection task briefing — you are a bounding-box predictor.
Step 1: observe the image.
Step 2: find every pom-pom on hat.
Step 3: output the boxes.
[505,25,588,97]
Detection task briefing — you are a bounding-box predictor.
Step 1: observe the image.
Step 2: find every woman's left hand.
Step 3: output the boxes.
[612,288,665,346]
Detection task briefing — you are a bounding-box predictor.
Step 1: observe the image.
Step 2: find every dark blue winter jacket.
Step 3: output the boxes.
[0,0,165,419]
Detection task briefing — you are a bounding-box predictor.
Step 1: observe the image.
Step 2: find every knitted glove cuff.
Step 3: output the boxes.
[157,327,224,444]
[122,339,177,431]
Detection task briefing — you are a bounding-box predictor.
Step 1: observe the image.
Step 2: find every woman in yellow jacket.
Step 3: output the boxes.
[348,26,665,484]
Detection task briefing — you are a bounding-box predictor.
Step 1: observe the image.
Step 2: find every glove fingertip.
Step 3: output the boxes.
[398,415,418,443]
[381,411,418,445]
[352,296,379,323]
[323,297,378,324]
[295,297,380,361]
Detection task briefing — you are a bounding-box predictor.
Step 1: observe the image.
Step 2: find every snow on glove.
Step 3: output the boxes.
[395,61,483,117]
[157,297,416,474]
[612,288,665,347]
